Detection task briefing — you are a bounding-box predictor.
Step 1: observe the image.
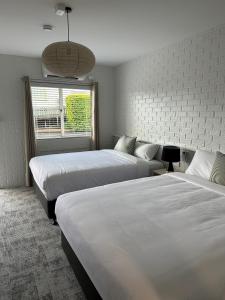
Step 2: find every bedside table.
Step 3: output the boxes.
[153,166,184,176]
[153,169,168,176]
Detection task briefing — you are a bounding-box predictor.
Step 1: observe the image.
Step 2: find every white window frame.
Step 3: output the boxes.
[31,80,93,140]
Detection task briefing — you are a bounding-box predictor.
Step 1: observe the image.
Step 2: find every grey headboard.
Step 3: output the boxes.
[112,135,195,169]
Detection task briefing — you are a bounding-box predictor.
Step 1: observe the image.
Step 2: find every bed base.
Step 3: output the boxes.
[61,231,102,300]
[33,181,57,224]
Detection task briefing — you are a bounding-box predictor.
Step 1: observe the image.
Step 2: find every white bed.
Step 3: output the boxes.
[56,172,225,300]
[30,149,163,201]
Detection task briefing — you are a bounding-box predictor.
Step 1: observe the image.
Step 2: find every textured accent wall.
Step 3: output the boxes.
[115,25,225,153]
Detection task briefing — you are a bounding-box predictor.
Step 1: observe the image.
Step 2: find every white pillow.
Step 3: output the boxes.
[114,135,137,154]
[134,142,159,161]
[185,149,216,179]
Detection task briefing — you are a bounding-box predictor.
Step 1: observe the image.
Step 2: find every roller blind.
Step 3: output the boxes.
[31,85,92,139]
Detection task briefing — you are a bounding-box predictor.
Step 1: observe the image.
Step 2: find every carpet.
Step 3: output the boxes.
[0,187,86,300]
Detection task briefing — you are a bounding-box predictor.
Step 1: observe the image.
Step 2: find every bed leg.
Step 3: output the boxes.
[52,216,58,226]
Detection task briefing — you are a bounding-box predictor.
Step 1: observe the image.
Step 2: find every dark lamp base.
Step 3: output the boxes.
[167,161,174,172]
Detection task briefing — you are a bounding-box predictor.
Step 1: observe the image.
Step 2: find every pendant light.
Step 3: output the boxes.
[42,6,95,78]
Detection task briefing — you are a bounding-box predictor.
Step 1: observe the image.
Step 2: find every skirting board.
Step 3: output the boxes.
[61,231,102,300]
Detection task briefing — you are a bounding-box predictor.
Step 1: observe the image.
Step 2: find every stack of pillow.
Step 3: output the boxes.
[114,135,159,161]
[185,149,225,186]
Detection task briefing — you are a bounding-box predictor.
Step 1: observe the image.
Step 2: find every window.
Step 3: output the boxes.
[31,85,92,139]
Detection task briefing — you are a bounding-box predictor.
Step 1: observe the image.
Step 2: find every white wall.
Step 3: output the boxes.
[115,24,225,153]
[0,54,115,187]
[0,55,42,188]
[36,137,91,156]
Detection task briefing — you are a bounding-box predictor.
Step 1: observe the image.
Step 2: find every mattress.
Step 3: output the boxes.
[30,149,163,200]
[56,173,225,300]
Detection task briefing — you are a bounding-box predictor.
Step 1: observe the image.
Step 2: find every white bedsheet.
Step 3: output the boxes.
[56,173,225,300]
[30,149,162,200]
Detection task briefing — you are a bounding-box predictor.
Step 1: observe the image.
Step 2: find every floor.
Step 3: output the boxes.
[0,187,86,300]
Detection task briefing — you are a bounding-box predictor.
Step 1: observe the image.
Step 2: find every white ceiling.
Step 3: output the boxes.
[1,0,225,66]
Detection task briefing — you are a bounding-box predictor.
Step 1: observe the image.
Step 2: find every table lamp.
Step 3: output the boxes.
[161,145,180,172]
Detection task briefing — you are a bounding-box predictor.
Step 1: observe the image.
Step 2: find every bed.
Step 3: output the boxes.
[30,149,163,220]
[56,172,225,300]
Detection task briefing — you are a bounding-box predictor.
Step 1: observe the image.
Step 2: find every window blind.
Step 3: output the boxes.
[31,86,92,139]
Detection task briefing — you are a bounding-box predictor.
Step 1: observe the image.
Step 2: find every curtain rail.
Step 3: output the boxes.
[23,76,96,87]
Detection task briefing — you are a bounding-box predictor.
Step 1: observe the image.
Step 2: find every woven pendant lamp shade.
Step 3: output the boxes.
[42,41,95,78]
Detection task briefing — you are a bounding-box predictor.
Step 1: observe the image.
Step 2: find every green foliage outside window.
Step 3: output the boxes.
[65,94,91,132]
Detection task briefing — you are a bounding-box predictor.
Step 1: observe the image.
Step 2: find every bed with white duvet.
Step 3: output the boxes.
[30,149,162,201]
[56,172,225,300]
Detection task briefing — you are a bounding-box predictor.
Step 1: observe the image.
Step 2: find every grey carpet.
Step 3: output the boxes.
[0,187,86,300]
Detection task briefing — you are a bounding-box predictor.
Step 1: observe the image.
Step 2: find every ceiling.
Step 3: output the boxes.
[1,0,225,66]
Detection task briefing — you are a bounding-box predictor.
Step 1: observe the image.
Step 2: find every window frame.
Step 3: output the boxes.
[31,81,93,140]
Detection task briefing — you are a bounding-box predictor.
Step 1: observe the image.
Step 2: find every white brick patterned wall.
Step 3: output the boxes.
[115,24,225,153]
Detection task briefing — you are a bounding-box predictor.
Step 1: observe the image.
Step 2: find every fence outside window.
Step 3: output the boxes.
[31,86,92,139]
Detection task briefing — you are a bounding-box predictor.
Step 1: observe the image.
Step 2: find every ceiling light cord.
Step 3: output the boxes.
[42,5,95,78]
[65,7,71,42]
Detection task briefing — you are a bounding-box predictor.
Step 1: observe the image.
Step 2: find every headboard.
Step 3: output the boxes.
[112,135,195,170]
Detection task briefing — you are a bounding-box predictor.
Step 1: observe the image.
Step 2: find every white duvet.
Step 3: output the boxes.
[56,173,225,300]
[30,149,162,200]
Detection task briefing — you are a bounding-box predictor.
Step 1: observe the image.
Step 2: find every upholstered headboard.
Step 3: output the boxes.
[154,145,163,161]
[112,135,195,169]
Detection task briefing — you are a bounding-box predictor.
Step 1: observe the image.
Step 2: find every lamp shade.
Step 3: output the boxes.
[42,41,95,78]
[161,145,180,162]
